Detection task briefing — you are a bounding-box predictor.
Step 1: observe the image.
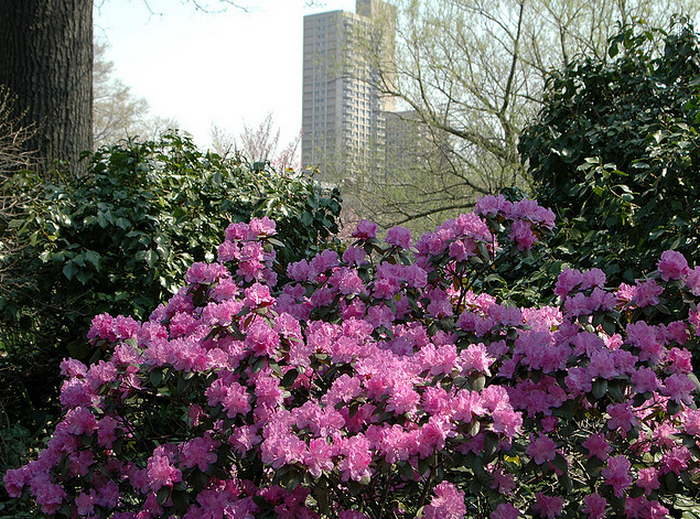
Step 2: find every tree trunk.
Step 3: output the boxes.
[0,0,93,171]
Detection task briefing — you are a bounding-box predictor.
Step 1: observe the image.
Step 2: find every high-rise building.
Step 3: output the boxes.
[301,0,396,181]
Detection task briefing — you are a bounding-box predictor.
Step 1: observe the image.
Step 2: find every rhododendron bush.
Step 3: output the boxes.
[5,196,700,518]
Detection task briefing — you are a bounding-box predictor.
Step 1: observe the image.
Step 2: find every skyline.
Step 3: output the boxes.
[94,0,357,150]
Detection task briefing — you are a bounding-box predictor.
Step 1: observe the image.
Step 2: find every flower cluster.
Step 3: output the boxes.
[5,202,699,518]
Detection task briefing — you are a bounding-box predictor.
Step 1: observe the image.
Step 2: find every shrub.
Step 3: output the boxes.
[4,196,699,518]
[0,132,341,515]
[519,18,700,287]
[2,132,341,357]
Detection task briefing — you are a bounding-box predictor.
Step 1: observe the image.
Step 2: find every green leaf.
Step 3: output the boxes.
[592,378,608,399]
[62,260,78,280]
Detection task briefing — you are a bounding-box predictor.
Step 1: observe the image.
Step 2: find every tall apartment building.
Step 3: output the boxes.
[301,0,396,181]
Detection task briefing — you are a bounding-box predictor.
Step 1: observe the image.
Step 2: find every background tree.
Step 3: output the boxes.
[0,0,255,170]
[93,40,178,147]
[352,0,699,231]
[211,113,301,171]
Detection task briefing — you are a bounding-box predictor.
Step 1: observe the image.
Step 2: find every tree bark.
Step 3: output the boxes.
[0,0,93,171]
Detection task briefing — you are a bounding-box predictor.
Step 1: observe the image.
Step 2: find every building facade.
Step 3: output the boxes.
[301,0,396,182]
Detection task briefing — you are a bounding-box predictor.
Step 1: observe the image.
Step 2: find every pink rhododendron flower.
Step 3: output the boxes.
[475,194,510,216]
[423,482,467,519]
[526,433,557,465]
[662,373,696,404]
[582,493,607,519]
[533,493,564,518]
[607,402,638,435]
[491,502,520,519]
[8,207,700,519]
[636,467,660,495]
[146,455,181,491]
[248,216,276,237]
[683,266,700,295]
[601,455,632,497]
[509,219,537,250]
[661,445,691,476]
[352,219,378,239]
[657,250,689,281]
[385,225,411,249]
[633,279,664,307]
[582,433,612,460]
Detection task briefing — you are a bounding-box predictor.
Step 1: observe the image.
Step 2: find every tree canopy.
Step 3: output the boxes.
[351,0,700,232]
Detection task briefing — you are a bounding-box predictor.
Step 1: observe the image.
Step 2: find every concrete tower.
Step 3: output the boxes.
[301,0,396,182]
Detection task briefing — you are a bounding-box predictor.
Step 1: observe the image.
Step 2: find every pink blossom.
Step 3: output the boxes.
[684,409,700,435]
[661,373,696,404]
[634,279,664,307]
[532,493,564,518]
[342,245,368,266]
[582,493,607,519]
[491,502,520,519]
[248,216,277,237]
[666,346,692,373]
[648,501,670,519]
[661,445,691,475]
[683,266,700,295]
[423,482,467,519]
[75,491,95,516]
[60,378,93,409]
[526,433,557,465]
[475,194,511,216]
[460,343,495,375]
[337,434,373,482]
[180,435,218,472]
[63,407,98,437]
[555,267,583,298]
[60,357,88,378]
[664,321,688,345]
[97,416,119,448]
[630,368,659,394]
[636,467,660,495]
[33,478,66,514]
[509,219,537,250]
[449,238,477,261]
[490,467,516,495]
[582,433,611,460]
[491,407,523,440]
[385,225,411,249]
[601,455,632,497]
[146,454,182,491]
[626,321,665,364]
[3,467,28,498]
[339,511,371,519]
[657,250,689,281]
[508,199,555,228]
[244,283,275,308]
[186,261,229,285]
[607,402,638,435]
[352,219,378,239]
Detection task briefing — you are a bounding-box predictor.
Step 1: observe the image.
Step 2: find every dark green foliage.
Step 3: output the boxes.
[519,17,700,285]
[0,132,341,492]
[3,132,340,351]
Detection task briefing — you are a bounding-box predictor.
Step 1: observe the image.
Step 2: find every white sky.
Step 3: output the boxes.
[93,0,357,149]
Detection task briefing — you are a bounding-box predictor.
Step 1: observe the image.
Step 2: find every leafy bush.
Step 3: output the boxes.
[519,18,700,286]
[3,132,340,353]
[5,198,700,518]
[0,132,341,510]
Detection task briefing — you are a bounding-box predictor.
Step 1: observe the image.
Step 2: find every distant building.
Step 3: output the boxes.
[301,0,396,181]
